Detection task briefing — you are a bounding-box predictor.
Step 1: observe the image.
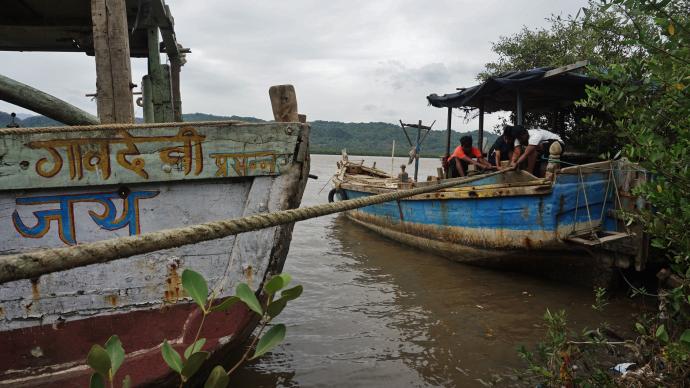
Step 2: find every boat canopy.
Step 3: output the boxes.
[427,62,596,157]
[427,66,598,113]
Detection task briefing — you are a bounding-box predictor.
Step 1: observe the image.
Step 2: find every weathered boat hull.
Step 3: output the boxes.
[0,121,310,386]
[334,162,617,268]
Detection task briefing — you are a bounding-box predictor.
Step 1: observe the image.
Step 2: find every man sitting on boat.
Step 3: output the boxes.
[487,125,515,169]
[448,135,495,177]
[510,126,564,176]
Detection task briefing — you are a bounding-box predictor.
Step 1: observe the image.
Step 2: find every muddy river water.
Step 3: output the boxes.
[233,154,640,387]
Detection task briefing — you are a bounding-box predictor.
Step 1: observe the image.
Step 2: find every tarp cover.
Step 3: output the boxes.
[427,67,598,113]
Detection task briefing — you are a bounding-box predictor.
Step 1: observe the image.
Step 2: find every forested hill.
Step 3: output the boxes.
[0,111,495,157]
[307,120,495,157]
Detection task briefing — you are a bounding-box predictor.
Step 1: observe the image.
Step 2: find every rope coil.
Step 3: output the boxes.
[0,170,507,284]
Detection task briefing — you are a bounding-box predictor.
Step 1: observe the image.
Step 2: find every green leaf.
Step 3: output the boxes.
[182,269,208,311]
[89,373,106,388]
[264,273,292,294]
[204,365,229,388]
[86,345,111,378]
[181,351,210,379]
[680,329,690,345]
[184,338,207,360]
[281,285,303,302]
[236,283,263,315]
[209,296,240,313]
[635,322,646,334]
[655,324,669,343]
[122,375,132,388]
[104,335,125,376]
[161,340,183,373]
[250,324,286,360]
[266,297,288,319]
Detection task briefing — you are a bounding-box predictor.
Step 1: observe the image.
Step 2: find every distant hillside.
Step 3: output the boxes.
[308,120,496,157]
[0,111,495,157]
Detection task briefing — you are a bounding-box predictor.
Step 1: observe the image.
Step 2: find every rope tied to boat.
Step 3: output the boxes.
[0,170,509,284]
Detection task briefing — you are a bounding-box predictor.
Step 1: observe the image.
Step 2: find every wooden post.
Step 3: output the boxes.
[545,141,562,181]
[146,27,174,122]
[391,139,396,175]
[478,99,485,153]
[142,76,154,123]
[445,107,452,178]
[170,59,182,121]
[91,0,134,123]
[445,107,452,157]
[269,85,299,122]
[516,89,524,126]
[414,120,421,182]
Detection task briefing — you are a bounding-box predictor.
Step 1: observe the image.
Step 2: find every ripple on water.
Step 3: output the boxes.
[232,154,640,388]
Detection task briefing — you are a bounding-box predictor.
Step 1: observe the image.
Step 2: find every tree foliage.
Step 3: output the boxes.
[477,2,649,155]
[582,1,690,374]
[514,0,689,385]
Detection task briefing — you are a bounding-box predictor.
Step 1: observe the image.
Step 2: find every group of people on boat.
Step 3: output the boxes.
[444,125,564,178]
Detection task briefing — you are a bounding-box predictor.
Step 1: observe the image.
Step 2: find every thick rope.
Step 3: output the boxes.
[0,170,507,284]
[0,120,295,136]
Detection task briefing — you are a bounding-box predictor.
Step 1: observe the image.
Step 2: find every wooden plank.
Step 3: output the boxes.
[566,231,630,246]
[543,60,589,78]
[91,0,134,123]
[0,74,100,126]
[0,122,302,190]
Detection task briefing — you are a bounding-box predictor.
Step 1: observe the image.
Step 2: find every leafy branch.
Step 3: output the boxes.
[85,270,303,388]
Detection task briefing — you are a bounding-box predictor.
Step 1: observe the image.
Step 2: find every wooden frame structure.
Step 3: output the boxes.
[0,0,188,124]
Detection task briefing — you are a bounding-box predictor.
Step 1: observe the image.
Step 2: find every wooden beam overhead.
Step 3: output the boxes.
[543,60,590,78]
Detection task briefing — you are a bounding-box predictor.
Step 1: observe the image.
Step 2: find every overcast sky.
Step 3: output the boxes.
[0,0,587,131]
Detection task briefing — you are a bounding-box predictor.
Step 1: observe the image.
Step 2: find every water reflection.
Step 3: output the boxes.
[231,154,639,387]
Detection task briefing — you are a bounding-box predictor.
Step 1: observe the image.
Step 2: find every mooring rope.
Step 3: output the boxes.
[0,170,508,284]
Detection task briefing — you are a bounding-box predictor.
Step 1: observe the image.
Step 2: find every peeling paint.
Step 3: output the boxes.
[536,198,545,226]
[105,295,118,307]
[524,237,533,249]
[164,261,182,303]
[244,266,253,285]
[30,346,43,358]
[24,301,33,314]
[350,210,556,250]
[30,279,40,300]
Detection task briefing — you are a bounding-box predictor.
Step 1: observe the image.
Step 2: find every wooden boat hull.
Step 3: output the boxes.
[334,162,619,267]
[0,121,310,386]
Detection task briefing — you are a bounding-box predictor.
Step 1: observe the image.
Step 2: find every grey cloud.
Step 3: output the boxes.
[0,0,588,126]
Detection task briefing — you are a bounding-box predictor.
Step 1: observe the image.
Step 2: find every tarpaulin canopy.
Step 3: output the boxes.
[427,67,598,113]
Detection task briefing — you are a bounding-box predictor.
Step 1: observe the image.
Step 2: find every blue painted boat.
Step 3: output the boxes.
[331,156,643,272]
[330,64,649,278]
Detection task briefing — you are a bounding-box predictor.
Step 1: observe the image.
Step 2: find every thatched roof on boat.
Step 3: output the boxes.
[0,0,184,58]
[427,66,598,113]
